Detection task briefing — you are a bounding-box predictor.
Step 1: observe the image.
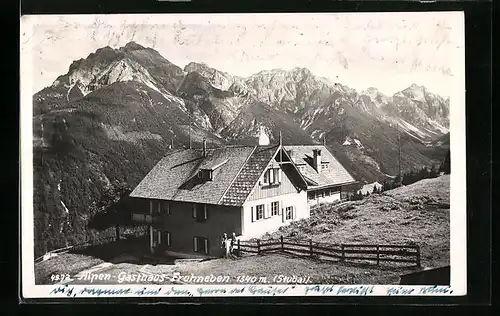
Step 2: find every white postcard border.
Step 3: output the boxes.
[20,12,467,299]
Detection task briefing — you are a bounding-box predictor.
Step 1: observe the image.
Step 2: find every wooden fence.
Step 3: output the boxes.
[236,236,421,267]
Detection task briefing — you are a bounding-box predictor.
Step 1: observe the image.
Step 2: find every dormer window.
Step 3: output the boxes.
[197,169,213,181]
[262,168,281,186]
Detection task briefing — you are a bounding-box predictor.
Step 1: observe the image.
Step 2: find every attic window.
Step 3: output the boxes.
[197,169,213,181]
[321,163,329,170]
[262,168,281,185]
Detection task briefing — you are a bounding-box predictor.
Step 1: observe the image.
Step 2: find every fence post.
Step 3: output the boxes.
[309,239,313,257]
[416,245,421,268]
[341,244,345,262]
[376,245,380,266]
[280,236,284,252]
[257,239,260,255]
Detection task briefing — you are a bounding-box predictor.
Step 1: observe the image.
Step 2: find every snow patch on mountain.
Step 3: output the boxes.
[61,200,70,214]
[343,136,364,149]
[397,119,433,140]
[353,139,364,149]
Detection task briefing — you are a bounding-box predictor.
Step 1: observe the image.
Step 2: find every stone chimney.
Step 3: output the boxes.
[313,149,322,171]
[258,126,270,146]
[202,139,207,157]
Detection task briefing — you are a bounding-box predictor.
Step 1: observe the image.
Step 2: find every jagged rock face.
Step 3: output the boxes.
[220,101,315,145]
[54,42,185,98]
[242,67,449,142]
[386,84,450,138]
[183,62,237,91]
[243,67,338,114]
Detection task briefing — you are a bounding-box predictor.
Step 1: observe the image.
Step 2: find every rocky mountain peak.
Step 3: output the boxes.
[183,61,210,72]
[119,41,147,52]
[364,87,380,93]
[184,62,236,91]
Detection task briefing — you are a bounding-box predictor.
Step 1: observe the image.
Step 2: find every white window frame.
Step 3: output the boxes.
[269,168,274,183]
[256,204,264,220]
[262,168,282,186]
[271,201,279,216]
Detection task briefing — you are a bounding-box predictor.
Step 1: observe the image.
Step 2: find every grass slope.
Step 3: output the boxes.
[262,175,450,269]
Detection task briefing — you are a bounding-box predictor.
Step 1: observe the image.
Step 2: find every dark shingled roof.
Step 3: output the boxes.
[131,144,311,206]
[220,145,280,206]
[283,145,356,189]
[130,146,256,205]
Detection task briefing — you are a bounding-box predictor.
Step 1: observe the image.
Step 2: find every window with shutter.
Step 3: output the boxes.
[194,236,209,254]
[194,204,207,222]
[251,206,255,222]
[256,204,264,220]
[262,168,282,186]
[161,202,170,215]
[163,231,171,247]
[271,201,279,216]
[285,206,293,220]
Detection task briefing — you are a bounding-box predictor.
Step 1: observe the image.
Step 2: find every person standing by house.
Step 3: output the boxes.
[221,233,229,258]
[230,232,238,257]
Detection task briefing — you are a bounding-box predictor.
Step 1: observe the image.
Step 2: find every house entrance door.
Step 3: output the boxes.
[151,227,161,252]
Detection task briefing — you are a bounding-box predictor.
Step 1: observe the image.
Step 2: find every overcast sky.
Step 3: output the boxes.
[21,12,464,97]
